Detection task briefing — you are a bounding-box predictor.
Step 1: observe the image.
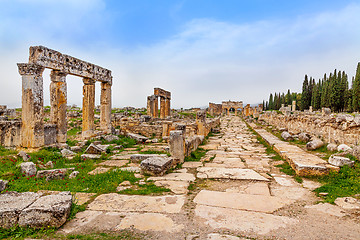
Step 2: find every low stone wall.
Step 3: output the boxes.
[259,111,360,146]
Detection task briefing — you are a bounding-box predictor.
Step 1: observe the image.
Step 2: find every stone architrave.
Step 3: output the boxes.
[82,78,96,139]
[50,70,67,143]
[169,130,185,164]
[160,97,166,119]
[100,82,112,134]
[18,63,45,148]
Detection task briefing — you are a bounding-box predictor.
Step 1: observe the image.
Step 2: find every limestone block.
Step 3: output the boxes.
[103,134,119,142]
[281,131,293,141]
[126,132,148,143]
[327,143,338,152]
[169,130,185,164]
[69,171,79,179]
[61,149,76,157]
[298,132,310,142]
[334,197,360,209]
[140,157,173,176]
[0,192,41,228]
[130,154,168,163]
[306,138,324,150]
[328,155,354,167]
[20,162,37,176]
[36,168,74,181]
[18,191,72,228]
[337,144,351,152]
[70,146,82,152]
[18,151,30,162]
[85,143,105,154]
[0,180,8,192]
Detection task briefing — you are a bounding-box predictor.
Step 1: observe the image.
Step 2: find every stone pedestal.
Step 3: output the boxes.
[100,82,112,134]
[160,97,166,119]
[50,70,67,143]
[292,101,296,111]
[169,130,185,164]
[82,78,96,139]
[18,63,45,148]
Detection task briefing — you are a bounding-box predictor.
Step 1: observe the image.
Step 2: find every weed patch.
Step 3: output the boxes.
[185,148,207,162]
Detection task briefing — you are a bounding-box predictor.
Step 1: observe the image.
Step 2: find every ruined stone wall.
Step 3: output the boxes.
[0,120,21,147]
[259,111,360,146]
[208,103,222,116]
[113,117,163,138]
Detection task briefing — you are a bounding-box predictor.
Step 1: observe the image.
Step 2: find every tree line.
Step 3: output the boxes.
[264,62,360,112]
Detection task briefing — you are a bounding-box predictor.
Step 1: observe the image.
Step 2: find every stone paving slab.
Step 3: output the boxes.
[87,167,110,175]
[182,162,203,168]
[115,213,183,232]
[207,233,247,240]
[194,190,294,213]
[87,193,185,213]
[195,205,297,235]
[196,167,269,181]
[98,160,128,167]
[154,180,189,194]
[148,172,196,182]
[225,182,270,196]
[305,203,346,217]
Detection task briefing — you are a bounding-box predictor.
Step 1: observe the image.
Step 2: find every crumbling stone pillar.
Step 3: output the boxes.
[82,78,96,139]
[152,96,158,118]
[160,97,166,119]
[50,70,67,143]
[147,96,152,116]
[18,63,45,148]
[165,98,171,117]
[169,130,185,164]
[196,111,207,136]
[292,101,296,111]
[100,82,112,134]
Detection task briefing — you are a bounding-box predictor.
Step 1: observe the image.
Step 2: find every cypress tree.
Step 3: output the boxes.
[301,75,310,110]
[352,62,360,111]
[269,93,274,110]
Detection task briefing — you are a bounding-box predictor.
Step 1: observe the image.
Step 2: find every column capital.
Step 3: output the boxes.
[50,70,67,82]
[83,77,96,85]
[17,63,44,76]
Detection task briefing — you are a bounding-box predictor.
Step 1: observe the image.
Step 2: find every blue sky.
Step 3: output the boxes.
[0,0,360,108]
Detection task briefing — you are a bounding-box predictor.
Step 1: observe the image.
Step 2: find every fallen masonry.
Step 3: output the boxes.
[0,191,72,228]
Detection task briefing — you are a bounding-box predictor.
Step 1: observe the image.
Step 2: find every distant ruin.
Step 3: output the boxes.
[147,88,171,119]
[18,46,113,148]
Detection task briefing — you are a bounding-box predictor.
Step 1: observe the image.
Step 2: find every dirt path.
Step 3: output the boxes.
[60,116,360,240]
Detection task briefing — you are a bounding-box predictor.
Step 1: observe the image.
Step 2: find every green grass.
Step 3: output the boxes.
[139,150,170,156]
[118,182,171,195]
[313,156,360,203]
[67,127,82,136]
[0,146,17,156]
[178,112,196,119]
[275,162,303,183]
[100,136,136,149]
[184,147,207,162]
[0,225,57,240]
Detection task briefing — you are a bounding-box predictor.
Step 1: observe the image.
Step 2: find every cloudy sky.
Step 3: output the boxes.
[1,0,360,109]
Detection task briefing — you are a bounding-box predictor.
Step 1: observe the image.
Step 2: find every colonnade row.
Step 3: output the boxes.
[18,63,112,148]
[147,88,171,119]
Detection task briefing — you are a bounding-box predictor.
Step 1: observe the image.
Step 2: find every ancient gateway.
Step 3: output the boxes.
[147,88,171,118]
[18,46,113,148]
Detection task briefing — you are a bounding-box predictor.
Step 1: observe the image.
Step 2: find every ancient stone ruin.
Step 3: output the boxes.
[222,101,243,115]
[147,88,171,119]
[17,46,113,148]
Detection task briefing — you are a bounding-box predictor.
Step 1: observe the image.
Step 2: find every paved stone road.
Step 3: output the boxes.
[60,116,360,240]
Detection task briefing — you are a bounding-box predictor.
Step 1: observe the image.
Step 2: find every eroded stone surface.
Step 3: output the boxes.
[194,190,294,213]
[195,205,297,235]
[115,213,183,232]
[197,167,269,181]
[87,193,185,213]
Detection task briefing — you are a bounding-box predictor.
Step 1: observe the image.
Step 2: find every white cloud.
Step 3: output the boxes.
[0,2,360,109]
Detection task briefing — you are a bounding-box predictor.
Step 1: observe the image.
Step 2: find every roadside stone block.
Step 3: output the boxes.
[140,157,173,176]
[328,155,354,167]
[20,162,37,176]
[18,192,72,228]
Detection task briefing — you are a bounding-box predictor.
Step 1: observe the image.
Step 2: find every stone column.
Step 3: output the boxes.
[18,63,45,148]
[169,130,185,164]
[196,111,207,136]
[159,97,166,119]
[152,96,158,118]
[165,98,171,117]
[82,78,96,139]
[147,96,152,116]
[100,81,112,134]
[50,70,67,143]
[292,101,296,111]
